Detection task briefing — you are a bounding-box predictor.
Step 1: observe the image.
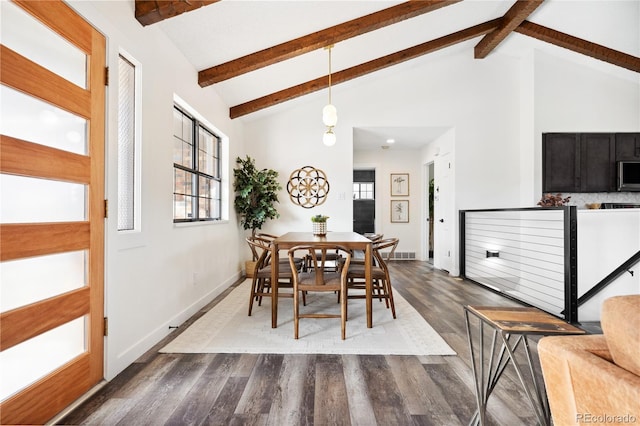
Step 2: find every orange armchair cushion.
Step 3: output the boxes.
[538,335,640,425]
[601,295,640,377]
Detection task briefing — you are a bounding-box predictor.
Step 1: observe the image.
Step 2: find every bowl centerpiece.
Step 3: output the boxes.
[311,214,329,236]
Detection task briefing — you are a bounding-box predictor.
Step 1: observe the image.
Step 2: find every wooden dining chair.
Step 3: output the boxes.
[245,236,304,316]
[345,237,399,319]
[343,232,383,265]
[288,244,352,340]
[255,233,305,268]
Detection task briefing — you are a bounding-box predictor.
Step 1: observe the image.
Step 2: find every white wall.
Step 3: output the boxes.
[69,1,246,379]
[353,149,424,258]
[245,51,523,276]
[577,209,640,321]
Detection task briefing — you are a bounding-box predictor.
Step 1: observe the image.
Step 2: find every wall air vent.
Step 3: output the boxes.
[389,251,416,260]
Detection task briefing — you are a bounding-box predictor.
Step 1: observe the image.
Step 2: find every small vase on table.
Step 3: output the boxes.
[311,215,329,236]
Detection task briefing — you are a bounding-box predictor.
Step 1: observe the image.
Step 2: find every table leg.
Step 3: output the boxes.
[365,242,372,328]
[465,309,486,426]
[465,312,525,426]
[271,242,279,328]
[522,337,551,423]
[500,333,550,425]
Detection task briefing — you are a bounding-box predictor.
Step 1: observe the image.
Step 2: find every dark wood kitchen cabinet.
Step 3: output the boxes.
[542,133,615,193]
[543,133,579,192]
[615,133,640,161]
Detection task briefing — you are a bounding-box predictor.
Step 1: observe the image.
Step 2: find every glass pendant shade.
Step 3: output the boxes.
[323,128,336,146]
[322,104,337,127]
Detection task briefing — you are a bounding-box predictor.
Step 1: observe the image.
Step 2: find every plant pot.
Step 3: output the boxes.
[312,222,327,236]
[245,260,257,278]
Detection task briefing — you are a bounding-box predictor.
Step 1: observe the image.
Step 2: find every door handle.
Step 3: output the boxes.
[439,219,444,223]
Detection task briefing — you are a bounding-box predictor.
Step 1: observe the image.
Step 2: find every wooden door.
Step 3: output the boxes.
[434,152,452,272]
[0,1,105,424]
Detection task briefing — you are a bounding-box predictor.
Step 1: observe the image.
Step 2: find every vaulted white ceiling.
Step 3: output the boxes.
[148,0,639,150]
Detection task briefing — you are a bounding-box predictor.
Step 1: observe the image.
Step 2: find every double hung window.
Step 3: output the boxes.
[173,105,221,222]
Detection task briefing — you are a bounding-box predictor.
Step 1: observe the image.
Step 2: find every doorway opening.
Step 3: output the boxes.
[426,162,434,264]
[353,169,375,235]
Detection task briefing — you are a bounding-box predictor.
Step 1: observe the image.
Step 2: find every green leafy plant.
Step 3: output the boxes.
[233,156,281,234]
[311,214,329,223]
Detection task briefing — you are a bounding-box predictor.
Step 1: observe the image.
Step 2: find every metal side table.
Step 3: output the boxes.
[464,305,585,426]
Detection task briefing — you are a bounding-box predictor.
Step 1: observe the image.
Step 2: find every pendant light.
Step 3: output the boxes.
[322,45,337,146]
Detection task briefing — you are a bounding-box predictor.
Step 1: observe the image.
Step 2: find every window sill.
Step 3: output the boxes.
[173,219,229,228]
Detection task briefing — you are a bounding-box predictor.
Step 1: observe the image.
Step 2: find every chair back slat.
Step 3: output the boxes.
[288,244,353,340]
[289,244,351,287]
[373,237,399,267]
[246,236,271,272]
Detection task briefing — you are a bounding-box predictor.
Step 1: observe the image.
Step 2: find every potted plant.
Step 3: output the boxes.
[233,156,281,275]
[311,214,329,236]
[537,193,571,207]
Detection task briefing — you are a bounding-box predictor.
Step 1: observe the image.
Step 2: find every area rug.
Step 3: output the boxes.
[161,280,456,356]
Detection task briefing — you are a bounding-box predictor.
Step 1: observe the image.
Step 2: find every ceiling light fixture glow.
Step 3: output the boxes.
[386,139,395,144]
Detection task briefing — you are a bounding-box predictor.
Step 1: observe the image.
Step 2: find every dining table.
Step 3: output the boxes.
[270,231,374,329]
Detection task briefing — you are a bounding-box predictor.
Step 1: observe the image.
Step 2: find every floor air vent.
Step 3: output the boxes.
[390,251,416,260]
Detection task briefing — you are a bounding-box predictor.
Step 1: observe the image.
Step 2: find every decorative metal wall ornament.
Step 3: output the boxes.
[287,166,330,208]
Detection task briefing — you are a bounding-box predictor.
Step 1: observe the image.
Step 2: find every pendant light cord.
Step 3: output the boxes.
[328,46,332,104]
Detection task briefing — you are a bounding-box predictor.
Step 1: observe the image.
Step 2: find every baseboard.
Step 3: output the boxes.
[105,271,242,380]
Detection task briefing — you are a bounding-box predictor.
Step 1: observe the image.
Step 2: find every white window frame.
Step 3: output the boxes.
[116,49,142,233]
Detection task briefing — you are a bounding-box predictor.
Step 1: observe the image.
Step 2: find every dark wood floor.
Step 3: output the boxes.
[59,261,589,425]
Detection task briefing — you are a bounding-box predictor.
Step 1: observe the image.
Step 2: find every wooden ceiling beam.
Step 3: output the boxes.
[230,19,501,119]
[515,20,640,73]
[135,0,219,26]
[199,0,461,87]
[474,0,544,59]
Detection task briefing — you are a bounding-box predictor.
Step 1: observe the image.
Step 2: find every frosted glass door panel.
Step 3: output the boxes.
[0,317,86,401]
[0,2,86,88]
[0,86,87,155]
[0,251,86,313]
[0,175,86,223]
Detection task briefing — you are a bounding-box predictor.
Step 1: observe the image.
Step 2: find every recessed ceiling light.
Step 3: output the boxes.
[386,139,395,144]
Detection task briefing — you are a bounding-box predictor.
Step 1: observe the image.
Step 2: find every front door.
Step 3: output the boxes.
[0,1,105,423]
[353,199,375,234]
[353,169,375,234]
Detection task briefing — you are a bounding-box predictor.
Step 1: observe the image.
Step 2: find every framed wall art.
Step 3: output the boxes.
[391,200,409,223]
[390,173,409,196]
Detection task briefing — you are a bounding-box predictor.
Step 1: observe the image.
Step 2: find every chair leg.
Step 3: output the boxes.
[293,287,300,339]
[340,282,347,340]
[344,288,348,321]
[248,276,260,316]
[260,278,273,306]
[378,279,389,307]
[299,281,307,306]
[385,279,397,319]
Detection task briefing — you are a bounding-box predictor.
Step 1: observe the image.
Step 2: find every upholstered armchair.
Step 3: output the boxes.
[538,295,640,425]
